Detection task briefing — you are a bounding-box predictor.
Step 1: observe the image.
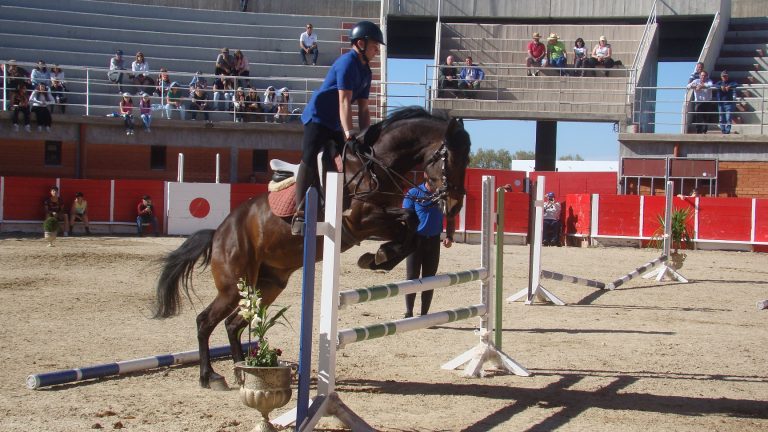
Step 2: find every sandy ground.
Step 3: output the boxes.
[1,234,767,432]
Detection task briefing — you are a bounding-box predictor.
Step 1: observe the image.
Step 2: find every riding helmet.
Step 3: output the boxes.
[349,21,386,46]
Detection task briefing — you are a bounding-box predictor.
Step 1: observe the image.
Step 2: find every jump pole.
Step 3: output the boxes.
[26,342,256,390]
[277,174,529,432]
[640,181,688,283]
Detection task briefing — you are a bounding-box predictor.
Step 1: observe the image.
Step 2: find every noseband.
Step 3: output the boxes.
[422,139,466,206]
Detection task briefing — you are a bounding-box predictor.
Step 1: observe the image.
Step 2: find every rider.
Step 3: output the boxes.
[292,20,385,235]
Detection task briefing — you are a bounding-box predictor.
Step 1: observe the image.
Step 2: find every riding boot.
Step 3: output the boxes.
[292,162,314,236]
[420,290,434,316]
[404,293,416,318]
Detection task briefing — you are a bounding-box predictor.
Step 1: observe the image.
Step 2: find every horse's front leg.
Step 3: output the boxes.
[357,207,419,271]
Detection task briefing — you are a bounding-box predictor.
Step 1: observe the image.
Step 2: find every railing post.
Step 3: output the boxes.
[2,62,6,112]
[86,68,90,116]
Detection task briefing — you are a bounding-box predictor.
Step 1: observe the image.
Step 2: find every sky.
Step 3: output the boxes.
[386,59,695,161]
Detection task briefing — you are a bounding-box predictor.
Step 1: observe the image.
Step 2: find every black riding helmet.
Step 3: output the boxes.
[349,20,386,45]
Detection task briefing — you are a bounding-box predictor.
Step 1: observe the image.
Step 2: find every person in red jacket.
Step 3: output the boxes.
[136,195,159,236]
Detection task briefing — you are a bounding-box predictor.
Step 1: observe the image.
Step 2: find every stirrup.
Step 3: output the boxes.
[291,212,305,236]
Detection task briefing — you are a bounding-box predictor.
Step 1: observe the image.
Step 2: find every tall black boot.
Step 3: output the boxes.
[404,293,416,318]
[292,162,314,235]
[420,289,434,316]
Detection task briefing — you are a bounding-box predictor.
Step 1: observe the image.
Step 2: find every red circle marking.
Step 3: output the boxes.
[189,198,211,218]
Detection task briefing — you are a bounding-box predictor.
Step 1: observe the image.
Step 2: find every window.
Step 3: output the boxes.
[44,141,62,166]
[252,150,268,173]
[150,145,166,170]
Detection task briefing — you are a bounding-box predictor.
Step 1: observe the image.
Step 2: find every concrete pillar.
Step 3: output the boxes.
[534,121,557,171]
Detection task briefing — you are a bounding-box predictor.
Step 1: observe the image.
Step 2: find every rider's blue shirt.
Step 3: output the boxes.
[301,49,372,131]
[403,183,444,238]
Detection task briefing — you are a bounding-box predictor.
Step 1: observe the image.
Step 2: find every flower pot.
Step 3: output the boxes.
[234,361,292,432]
[44,231,57,247]
[670,252,686,270]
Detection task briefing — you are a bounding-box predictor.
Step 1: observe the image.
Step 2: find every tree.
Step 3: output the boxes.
[512,150,535,160]
[559,154,584,161]
[469,148,512,169]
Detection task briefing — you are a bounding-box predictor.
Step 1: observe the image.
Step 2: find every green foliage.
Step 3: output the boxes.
[43,216,59,233]
[469,148,512,169]
[650,207,693,252]
[237,279,290,367]
[512,150,535,160]
[559,154,584,161]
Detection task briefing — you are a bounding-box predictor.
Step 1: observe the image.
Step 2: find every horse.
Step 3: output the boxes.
[153,106,472,388]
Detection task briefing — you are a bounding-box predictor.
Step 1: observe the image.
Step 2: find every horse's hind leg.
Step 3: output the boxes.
[224,309,248,384]
[197,290,239,389]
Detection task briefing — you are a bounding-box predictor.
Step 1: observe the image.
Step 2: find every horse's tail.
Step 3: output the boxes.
[153,229,215,318]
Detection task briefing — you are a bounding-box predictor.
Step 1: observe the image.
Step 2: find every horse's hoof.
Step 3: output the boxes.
[357,253,376,269]
[200,373,230,391]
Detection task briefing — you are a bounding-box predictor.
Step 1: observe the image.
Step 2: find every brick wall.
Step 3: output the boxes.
[0,139,76,178]
[718,161,768,198]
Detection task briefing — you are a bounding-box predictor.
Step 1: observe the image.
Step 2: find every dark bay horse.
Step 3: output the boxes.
[153,107,472,388]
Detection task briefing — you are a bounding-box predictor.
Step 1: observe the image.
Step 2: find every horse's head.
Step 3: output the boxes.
[423,118,471,218]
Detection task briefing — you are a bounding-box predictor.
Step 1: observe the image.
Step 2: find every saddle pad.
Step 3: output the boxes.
[268,183,297,217]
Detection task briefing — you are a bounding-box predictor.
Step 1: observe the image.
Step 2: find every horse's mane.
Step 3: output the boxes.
[364,106,449,147]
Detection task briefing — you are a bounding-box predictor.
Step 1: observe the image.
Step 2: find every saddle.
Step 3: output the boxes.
[267,151,344,217]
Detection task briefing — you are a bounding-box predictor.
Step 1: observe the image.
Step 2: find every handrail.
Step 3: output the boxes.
[631,0,657,89]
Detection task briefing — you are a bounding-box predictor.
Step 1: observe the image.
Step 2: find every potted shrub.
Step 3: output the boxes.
[233,278,292,432]
[43,216,60,247]
[650,207,693,269]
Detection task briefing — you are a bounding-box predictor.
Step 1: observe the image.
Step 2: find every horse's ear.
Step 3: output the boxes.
[445,118,462,138]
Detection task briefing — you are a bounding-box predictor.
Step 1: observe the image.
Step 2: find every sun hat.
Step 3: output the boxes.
[122,92,131,97]
[547,33,558,40]
[599,35,607,41]
[532,32,541,39]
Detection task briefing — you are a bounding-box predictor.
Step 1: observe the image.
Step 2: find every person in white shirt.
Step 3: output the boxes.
[131,52,150,91]
[299,23,319,65]
[542,192,562,246]
[686,70,714,134]
[29,82,54,131]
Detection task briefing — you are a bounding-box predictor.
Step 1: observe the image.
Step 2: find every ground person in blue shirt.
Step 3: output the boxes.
[714,70,739,134]
[292,20,384,235]
[402,176,455,318]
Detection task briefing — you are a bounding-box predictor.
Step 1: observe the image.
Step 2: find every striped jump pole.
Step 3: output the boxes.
[540,269,607,290]
[607,255,668,289]
[26,342,256,390]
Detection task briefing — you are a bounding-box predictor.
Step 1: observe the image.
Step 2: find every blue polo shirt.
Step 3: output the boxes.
[403,184,444,238]
[301,49,372,130]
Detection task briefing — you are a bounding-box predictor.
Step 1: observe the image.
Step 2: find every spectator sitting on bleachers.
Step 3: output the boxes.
[526,32,546,76]
[714,70,739,135]
[212,74,234,111]
[274,87,299,123]
[233,50,250,87]
[130,52,149,88]
[586,36,614,70]
[119,92,135,135]
[165,82,186,120]
[689,62,704,84]
[215,48,234,76]
[438,55,458,96]
[44,186,70,236]
[545,33,567,75]
[49,64,68,113]
[188,71,208,95]
[686,70,714,134]
[458,57,484,98]
[10,83,31,133]
[139,92,152,132]
[29,82,54,132]
[262,86,278,117]
[299,23,319,66]
[69,192,91,235]
[154,67,172,97]
[133,73,156,96]
[233,87,247,122]
[5,60,30,89]
[188,85,212,123]
[108,49,127,93]
[136,195,159,237]
[245,87,263,122]
[30,60,51,88]
[573,38,587,77]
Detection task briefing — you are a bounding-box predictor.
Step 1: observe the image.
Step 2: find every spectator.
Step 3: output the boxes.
[262,86,278,117]
[49,64,68,113]
[139,92,152,132]
[165,82,186,120]
[130,52,150,90]
[233,50,250,87]
[155,67,172,97]
[215,48,234,76]
[686,70,714,134]
[187,71,208,95]
[688,62,704,83]
[69,192,91,235]
[240,0,248,12]
[30,60,51,88]
[526,32,546,76]
[5,60,30,89]
[29,82,54,132]
[108,49,127,93]
[44,186,70,236]
[299,24,319,66]
[402,173,454,318]
[10,83,31,133]
[572,38,587,77]
[545,33,567,75]
[458,56,484,98]
[586,36,614,70]
[188,85,212,123]
[274,87,299,123]
[119,92,135,135]
[244,87,263,122]
[542,192,561,246]
[212,74,234,111]
[438,55,459,96]
[133,73,156,96]
[232,87,247,122]
[714,70,739,134]
[136,195,159,237]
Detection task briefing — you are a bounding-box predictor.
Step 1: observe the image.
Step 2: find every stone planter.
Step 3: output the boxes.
[44,231,57,247]
[234,361,292,432]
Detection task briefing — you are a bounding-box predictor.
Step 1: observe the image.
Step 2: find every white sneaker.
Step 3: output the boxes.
[126,130,131,135]
[13,124,19,132]
[24,124,31,132]
[45,126,51,132]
